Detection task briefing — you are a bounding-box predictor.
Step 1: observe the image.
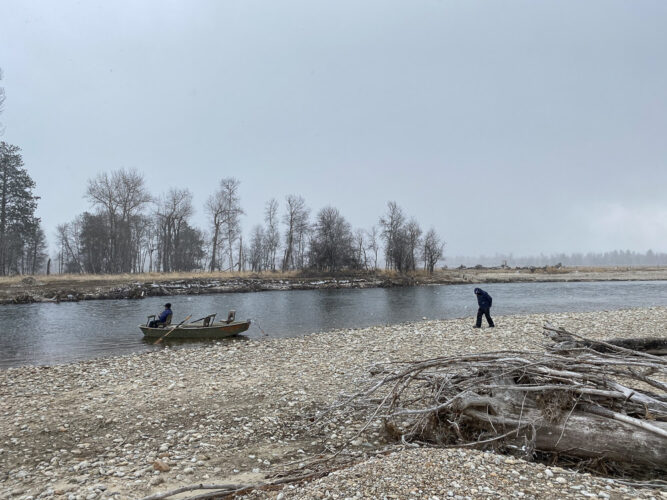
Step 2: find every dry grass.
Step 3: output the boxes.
[1,266,666,288]
[0,270,303,286]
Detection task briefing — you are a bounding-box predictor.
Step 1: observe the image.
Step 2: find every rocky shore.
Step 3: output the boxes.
[2,267,667,305]
[0,275,400,305]
[1,307,666,500]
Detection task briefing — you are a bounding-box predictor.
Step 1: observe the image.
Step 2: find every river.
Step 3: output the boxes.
[1,280,666,368]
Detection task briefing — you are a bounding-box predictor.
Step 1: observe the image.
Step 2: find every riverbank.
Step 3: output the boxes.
[1,307,666,499]
[2,266,667,305]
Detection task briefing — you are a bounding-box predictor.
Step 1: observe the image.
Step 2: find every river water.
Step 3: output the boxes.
[1,280,666,368]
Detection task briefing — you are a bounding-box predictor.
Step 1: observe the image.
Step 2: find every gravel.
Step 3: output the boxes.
[1,306,666,500]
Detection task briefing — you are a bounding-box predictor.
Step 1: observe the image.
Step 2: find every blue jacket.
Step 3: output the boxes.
[474,288,492,309]
[158,308,173,323]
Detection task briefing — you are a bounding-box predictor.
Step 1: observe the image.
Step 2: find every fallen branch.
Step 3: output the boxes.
[139,472,324,500]
[326,325,667,476]
[543,325,667,357]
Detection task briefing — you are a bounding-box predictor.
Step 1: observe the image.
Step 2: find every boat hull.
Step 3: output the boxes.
[139,320,251,339]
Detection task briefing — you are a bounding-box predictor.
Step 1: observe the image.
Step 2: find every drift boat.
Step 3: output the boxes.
[140,311,251,340]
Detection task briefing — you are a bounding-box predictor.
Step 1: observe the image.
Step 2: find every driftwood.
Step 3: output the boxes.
[331,327,667,476]
[137,472,328,500]
[143,326,667,499]
[544,325,667,355]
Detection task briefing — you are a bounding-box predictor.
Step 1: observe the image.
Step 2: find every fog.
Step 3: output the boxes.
[1,0,666,258]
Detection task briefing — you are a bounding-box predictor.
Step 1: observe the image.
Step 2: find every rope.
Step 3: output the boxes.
[254,318,268,337]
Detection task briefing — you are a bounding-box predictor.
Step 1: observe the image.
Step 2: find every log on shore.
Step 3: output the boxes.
[333,330,667,474]
[543,325,667,355]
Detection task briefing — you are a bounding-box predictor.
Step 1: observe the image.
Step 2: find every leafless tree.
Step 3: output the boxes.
[155,188,194,272]
[379,201,407,272]
[405,218,422,272]
[309,206,357,271]
[379,202,423,273]
[206,178,244,272]
[263,198,280,271]
[248,225,265,272]
[281,195,310,271]
[77,212,109,273]
[238,234,245,272]
[366,226,380,271]
[55,222,83,273]
[85,168,151,273]
[354,229,368,270]
[422,228,445,274]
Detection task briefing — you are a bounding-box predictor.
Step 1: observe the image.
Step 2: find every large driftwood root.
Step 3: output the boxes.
[330,327,667,476]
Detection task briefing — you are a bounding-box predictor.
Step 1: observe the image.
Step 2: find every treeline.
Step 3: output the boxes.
[453,250,667,268]
[0,143,446,277]
[0,67,445,278]
[52,169,446,275]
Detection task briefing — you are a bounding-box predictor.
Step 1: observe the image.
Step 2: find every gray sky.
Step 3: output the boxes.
[1,0,666,258]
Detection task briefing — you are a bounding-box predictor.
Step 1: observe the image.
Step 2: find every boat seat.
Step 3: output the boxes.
[226,310,236,324]
[202,314,216,327]
[147,313,172,328]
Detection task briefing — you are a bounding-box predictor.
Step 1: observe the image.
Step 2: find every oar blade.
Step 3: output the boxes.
[153,315,192,345]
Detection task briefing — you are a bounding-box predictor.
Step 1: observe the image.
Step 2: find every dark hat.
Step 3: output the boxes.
[164,303,172,308]
[473,288,481,294]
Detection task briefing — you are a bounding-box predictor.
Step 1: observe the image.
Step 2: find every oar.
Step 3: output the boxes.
[189,315,210,324]
[153,315,192,345]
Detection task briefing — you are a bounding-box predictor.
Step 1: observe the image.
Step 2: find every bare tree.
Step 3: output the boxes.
[263,198,280,271]
[22,225,47,274]
[77,212,109,273]
[155,188,194,272]
[422,228,445,274]
[379,201,407,272]
[354,229,368,270]
[205,192,223,272]
[405,218,422,272]
[309,206,357,272]
[366,226,380,271]
[248,225,265,272]
[378,203,424,273]
[55,222,83,273]
[85,168,151,273]
[206,178,244,272]
[281,195,310,271]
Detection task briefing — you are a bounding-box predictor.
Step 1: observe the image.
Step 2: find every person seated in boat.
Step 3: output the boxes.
[149,303,173,328]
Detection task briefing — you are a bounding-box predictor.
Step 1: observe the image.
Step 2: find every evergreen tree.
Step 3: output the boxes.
[0,142,44,275]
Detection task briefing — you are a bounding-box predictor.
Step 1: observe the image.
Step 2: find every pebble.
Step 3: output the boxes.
[1,307,665,499]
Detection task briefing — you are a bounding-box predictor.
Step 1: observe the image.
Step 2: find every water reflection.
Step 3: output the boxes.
[0,280,665,368]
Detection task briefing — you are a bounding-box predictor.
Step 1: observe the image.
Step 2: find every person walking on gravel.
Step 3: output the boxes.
[473,288,494,328]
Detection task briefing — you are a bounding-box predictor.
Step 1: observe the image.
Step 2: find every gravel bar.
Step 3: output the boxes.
[1,307,666,500]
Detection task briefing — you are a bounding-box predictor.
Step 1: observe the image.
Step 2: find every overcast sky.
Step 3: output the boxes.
[1,0,666,258]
